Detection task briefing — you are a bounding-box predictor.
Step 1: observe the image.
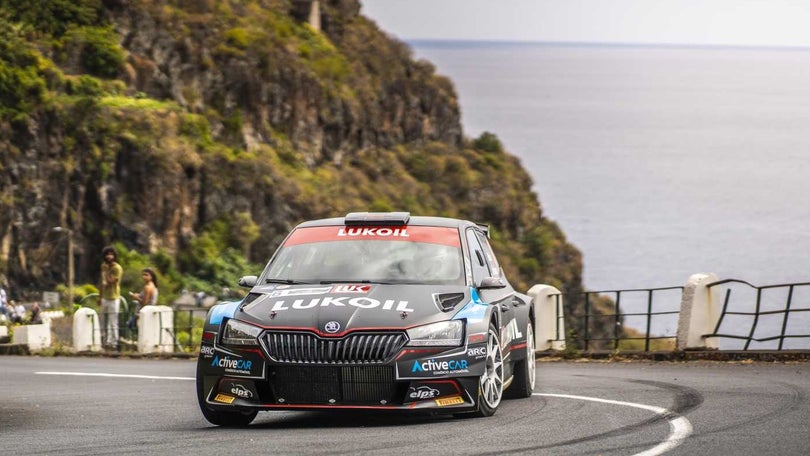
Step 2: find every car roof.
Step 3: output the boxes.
[295,213,484,232]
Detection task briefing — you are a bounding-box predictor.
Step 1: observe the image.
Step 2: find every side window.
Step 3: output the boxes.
[465,229,491,284]
[474,230,501,279]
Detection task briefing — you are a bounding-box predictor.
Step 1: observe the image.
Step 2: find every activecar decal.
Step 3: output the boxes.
[398,350,483,379]
[411,358,470,375]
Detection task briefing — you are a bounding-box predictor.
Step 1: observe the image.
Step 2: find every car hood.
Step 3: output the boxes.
[236,283,469,334]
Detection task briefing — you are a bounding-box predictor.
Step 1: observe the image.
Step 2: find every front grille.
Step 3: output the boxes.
[262,331,407,364]
[270,365,396,405]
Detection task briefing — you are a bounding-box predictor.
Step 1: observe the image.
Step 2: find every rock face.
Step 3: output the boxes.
[0,0,584,313]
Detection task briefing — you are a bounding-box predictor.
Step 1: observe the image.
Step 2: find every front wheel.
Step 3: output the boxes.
[196,374,257,427]
[472,324,504,417]
[504,320,536,399]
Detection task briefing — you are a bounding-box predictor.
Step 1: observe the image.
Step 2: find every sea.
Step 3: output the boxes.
[410,41,810,290]
[409,41,810,346]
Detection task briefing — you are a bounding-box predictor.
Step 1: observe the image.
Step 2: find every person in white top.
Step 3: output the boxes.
[12,302,25,323]
[126,268,159,333]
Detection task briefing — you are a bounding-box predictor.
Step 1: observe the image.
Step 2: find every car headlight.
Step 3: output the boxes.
[406,320,464,346]
[221,319,262,346]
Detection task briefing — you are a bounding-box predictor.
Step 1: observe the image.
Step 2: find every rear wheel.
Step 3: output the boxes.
[472,324,504,417]
[196,374,257,427]
[505,321,536,398]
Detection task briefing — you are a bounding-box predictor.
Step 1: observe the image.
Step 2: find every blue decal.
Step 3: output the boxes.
[411,358,469,373]
[211,355,253,371]
[453,287,488,322]
[470,287,483,304]
[209,301,240,325]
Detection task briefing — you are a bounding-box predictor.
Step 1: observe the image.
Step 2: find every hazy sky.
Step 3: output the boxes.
[361,0,810,48]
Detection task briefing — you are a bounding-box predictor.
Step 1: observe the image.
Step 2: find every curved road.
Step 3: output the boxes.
[1,357,808,455]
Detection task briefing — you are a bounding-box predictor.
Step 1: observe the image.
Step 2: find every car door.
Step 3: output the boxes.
[465,228,517,343]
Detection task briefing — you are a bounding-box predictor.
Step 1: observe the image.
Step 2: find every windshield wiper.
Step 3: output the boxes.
[319,280,402,285]
[265,278,310,284]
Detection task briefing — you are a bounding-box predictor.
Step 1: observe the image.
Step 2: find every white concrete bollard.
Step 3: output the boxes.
[13,323,52,352]
[527,284,567,351]
[73,307,102,352]
[138,305,175,354]
[677,273,721,350]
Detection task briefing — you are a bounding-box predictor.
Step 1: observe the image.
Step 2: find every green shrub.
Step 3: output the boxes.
[70,26,124,78]
[2,0,103,36]
[65,74,103,96]
[224,27,250,49]
[0,22,48,119]
[473,132,504,154]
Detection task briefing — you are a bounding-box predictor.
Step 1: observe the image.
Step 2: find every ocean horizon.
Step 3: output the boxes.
[409,40,810,292]
[408,38,810,53]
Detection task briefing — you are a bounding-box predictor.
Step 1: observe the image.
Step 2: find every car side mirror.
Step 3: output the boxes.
[238,276,258,288]
[478,276,506,289]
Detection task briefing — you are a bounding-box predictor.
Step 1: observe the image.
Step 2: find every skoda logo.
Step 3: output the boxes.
[324,321,341,334]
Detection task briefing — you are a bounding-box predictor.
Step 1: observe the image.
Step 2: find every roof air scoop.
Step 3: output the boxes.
[344,212,410,226]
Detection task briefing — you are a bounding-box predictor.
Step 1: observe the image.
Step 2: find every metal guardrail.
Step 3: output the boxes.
[704,279,810,350]
[555,286,683,352]
[550,279,810,352]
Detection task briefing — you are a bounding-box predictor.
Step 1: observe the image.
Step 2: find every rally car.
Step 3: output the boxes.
[196,212,536,426]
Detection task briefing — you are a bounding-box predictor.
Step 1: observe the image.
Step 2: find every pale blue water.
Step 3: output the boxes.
[409,41,810,347]
[410,41,810,292]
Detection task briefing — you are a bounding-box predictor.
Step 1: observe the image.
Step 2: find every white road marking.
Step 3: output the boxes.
[534,393,693,456]
[36,371,194,381]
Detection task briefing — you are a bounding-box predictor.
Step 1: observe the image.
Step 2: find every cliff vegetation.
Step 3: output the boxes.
[0,0,589,331]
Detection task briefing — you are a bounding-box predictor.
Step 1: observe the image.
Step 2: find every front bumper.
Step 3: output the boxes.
[198,345,485,413]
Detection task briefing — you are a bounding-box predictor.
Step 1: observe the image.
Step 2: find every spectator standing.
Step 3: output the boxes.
[99,246,123,348]
[126,267,159,333]
[0,284,6,308]
[29,302,42,325]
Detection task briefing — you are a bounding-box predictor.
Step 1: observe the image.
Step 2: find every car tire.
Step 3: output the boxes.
[504,320,536,399]
[196,374,258,427]
[472,323,504,417]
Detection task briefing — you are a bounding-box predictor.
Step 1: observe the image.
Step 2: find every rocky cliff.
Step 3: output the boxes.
[0,0,583,309]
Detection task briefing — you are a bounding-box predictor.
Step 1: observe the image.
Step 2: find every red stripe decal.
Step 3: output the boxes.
[284,226,461,247]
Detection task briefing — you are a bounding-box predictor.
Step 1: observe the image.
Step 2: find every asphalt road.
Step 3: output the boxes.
[1,356,809,455]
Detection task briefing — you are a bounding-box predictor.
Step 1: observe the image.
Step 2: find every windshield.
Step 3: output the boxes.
[260,225,465,285]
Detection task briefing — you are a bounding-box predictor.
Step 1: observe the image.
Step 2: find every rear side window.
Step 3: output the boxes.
[474,230,501,279]
[465,229,491,284]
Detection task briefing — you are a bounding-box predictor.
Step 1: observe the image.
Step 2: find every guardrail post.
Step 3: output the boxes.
[72,307,102,352]
[677,273,721,350]
[137,305,175,354]
[527,284,566,351]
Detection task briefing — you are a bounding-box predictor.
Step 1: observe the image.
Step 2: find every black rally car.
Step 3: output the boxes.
[196,212,536,426]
